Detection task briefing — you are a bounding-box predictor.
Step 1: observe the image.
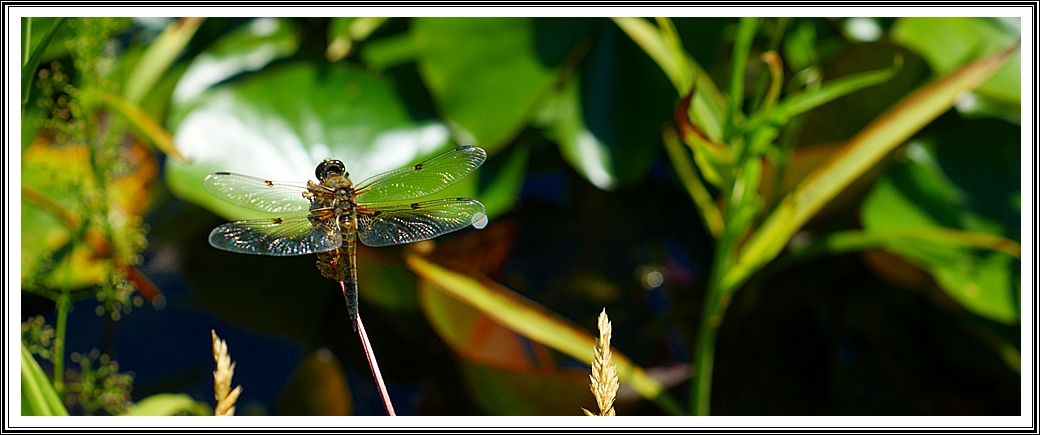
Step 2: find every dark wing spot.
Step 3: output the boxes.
[272,218,283,224]
[373,210,382,216]
[455,145,471,151]
[264,180,274,187]
[414,163,424,171]
[411,203,420,209]
[457,197,472,201]
[215,171,231,175]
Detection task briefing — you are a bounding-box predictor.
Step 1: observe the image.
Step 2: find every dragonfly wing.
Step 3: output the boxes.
[356,198,486,247]
[208,213,342,256]
[354,146,487,204]
[204,172,313,214]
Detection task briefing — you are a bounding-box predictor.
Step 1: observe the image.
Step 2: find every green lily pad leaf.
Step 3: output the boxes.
[170,17,300,111]
[412,17,559,152]
[891,17,1020,118]
[861,140,1019,323]
[166,62,456,221]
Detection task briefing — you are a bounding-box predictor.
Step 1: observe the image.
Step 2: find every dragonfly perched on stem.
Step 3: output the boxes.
[203,146,488,330]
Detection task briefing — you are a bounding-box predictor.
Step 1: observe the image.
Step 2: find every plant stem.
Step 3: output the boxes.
[357,313,395,416]
[341,280,395,416]
[690,281,724,416]
[689,160,754,415]
[53,289,70,397]
[689,224,738,415]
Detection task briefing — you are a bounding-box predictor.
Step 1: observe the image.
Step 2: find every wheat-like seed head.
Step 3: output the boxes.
[582,309,619,416]
[212,330,242,416]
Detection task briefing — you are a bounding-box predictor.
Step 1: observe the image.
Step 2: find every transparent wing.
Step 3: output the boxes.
[204,172,314,214]
[356,198,486,247]
[354,146,487,204]
[208,213,342,256]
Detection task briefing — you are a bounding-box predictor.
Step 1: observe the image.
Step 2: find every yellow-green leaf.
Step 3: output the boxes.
[95,90,185,162]
[406,255,683,415]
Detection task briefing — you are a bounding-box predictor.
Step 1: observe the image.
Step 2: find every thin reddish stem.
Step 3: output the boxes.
[340,280,396,416]
[357,313,396,416]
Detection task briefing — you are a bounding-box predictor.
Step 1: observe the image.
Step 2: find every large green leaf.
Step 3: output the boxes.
[412,17,559,152]
[166,62,458,221]
[860,140,1019,323]
[169,17,300,112]
[892,17,1020,113]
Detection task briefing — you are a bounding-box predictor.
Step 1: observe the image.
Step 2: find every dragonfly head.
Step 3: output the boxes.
[316,159,347,182]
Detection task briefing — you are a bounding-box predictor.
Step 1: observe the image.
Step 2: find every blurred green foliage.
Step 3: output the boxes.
[20,16,1021,417]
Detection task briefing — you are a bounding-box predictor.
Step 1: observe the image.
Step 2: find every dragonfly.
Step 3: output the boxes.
[204,146,487,330]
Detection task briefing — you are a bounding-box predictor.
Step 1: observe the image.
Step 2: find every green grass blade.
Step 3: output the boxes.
[21,344,68,416]
[742,55,902,134]
[722,41,1020,293]
[21,17,67,109]
[123,17,204,105]
[94,90,185,162]
[406,255,684,415]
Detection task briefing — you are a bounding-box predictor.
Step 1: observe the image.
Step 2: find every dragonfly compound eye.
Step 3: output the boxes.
[316,159,346,181]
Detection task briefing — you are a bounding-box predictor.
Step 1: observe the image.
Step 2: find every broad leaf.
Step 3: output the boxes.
[166,62,457,222]
[860,140,1019,323]
[412,17,559,152]
[892,17,1020,117]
